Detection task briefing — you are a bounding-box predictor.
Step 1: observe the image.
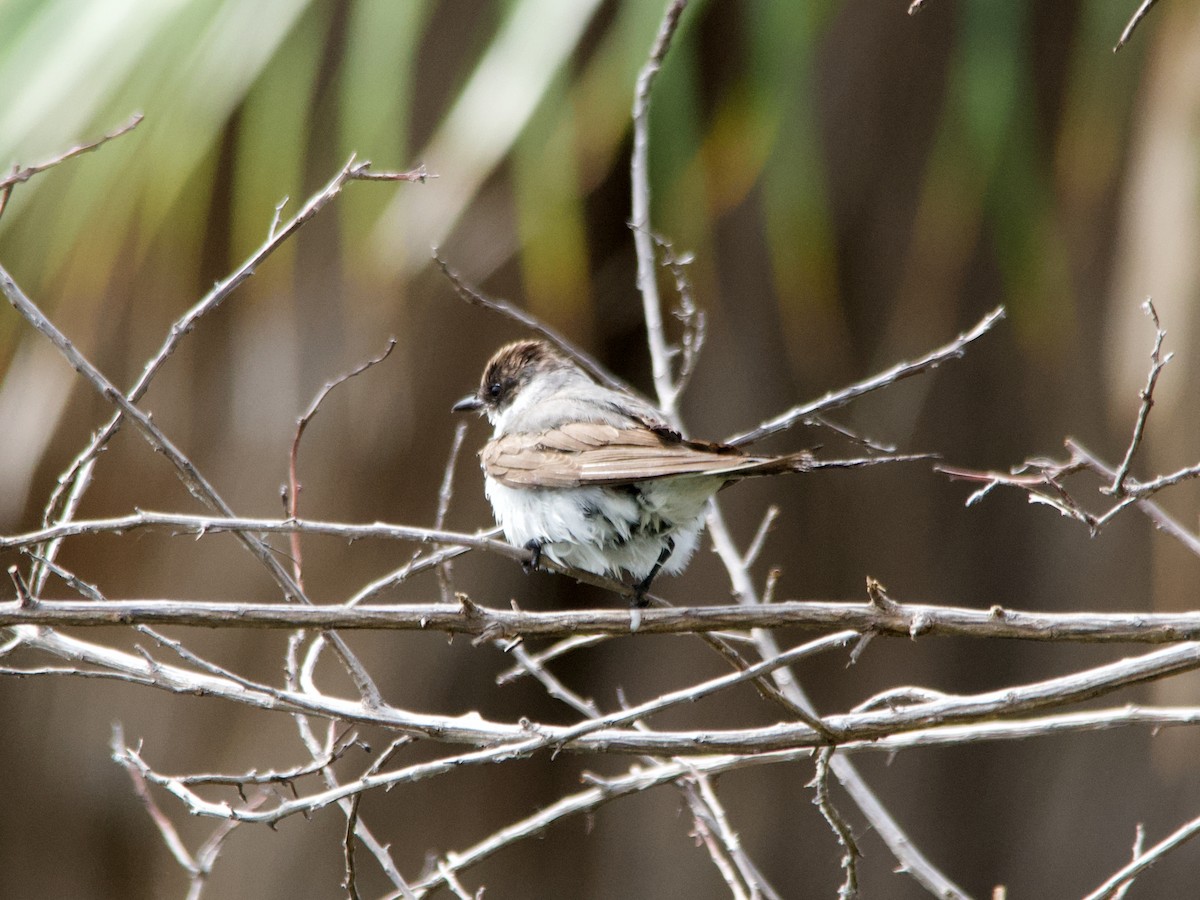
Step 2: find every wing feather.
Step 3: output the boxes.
[482,422,806,488]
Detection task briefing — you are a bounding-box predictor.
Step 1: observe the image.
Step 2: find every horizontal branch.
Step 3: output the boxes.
[5,594,1200,643]
[0,511,521,560]
[119,702,1200,837]
[13,627,1200,773]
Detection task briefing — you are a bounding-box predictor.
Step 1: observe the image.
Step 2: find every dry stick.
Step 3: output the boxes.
[431,421,468,605]
[19,588,1200,644]
[395,750,817,899]
[281,633,413,895]
[5,154,412,883]
[112,725,198,877]
[936,313,1200,551]
[433,250,632,394]
[347,535,499,605]
[811,747,860,900]
[20,551,105,602]
[171,735,363,787]
[628,3,976,894]
[654,232,706,395]
[0,112,144,220]
[288,339,398,587]
[631,0,689,425]
[1111,825,1146,900]
[283,343,427,900]
[1108,300,1171,497]
[0,512,521,560]
[1083,810,1200,900]
[691,771,780,900]
[727,306,1005,447]
[111,724,267,900]
[5,150,416,883]
[27,155,426,597]
[1070,441,1200,559]
[551,631,855,750]
[1114,0,1160,52]
[344,737,413,900]
[123,622,1200,817]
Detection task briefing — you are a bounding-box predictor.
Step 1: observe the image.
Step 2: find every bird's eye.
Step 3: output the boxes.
[487,382,502,399]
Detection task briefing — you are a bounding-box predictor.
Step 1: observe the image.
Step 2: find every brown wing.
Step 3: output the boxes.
[482,422,804,488]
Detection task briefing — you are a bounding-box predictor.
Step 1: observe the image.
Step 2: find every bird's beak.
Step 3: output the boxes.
[452,394,483,413]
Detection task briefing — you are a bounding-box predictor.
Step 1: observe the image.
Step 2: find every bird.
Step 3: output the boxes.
[453,340,813,604]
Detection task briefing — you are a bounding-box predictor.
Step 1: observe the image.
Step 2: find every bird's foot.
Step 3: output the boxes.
[523,540,544,573]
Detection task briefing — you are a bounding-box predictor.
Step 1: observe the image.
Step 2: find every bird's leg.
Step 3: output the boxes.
[632,538,674,608]
[523,539,544,573]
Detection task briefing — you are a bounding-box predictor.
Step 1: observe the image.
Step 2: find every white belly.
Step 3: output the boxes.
[483,476,719,581]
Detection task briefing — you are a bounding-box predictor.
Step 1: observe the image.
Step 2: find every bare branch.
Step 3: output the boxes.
[631,0,690,424]
[1108,300,1171,496]
[1114,0,1160,52]
[811,748,860,899]
[434,250,632,394]
[727,306,1005,446]
[0,112,144,220]
[288,339,398,586]
[1084,809,1200,900]
[1070,441,1200,558]
[17,587,1200,642]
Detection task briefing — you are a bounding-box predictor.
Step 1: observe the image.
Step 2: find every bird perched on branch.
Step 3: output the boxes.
[454,340,813,604]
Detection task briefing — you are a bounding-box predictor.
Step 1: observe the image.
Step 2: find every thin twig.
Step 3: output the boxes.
[728,306,1005,446]
[1108,300,1170,496]
[742,505,780,569]
[1114,0,1160,52]
[656,233,706,395]
[1070,442,1200,559]
[811,747,860,899]
[288,339,398,587]
[434,249,632,394]
[344,737,414,900]
[1083,810,1200,900]
[19,551,105,602]
[631,0,690,425]
[0,112,144,220]
[432,422,468,605]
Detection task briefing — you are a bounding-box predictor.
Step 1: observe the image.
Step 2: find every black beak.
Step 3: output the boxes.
[452,394,483,413]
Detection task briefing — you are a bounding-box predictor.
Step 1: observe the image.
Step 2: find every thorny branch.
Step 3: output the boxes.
[14,591,1200,644]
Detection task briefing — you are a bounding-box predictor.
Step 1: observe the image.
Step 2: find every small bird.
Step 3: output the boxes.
[453,340,813,603]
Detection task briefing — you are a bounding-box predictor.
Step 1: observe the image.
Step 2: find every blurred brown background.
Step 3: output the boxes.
[2,0,1199,897]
